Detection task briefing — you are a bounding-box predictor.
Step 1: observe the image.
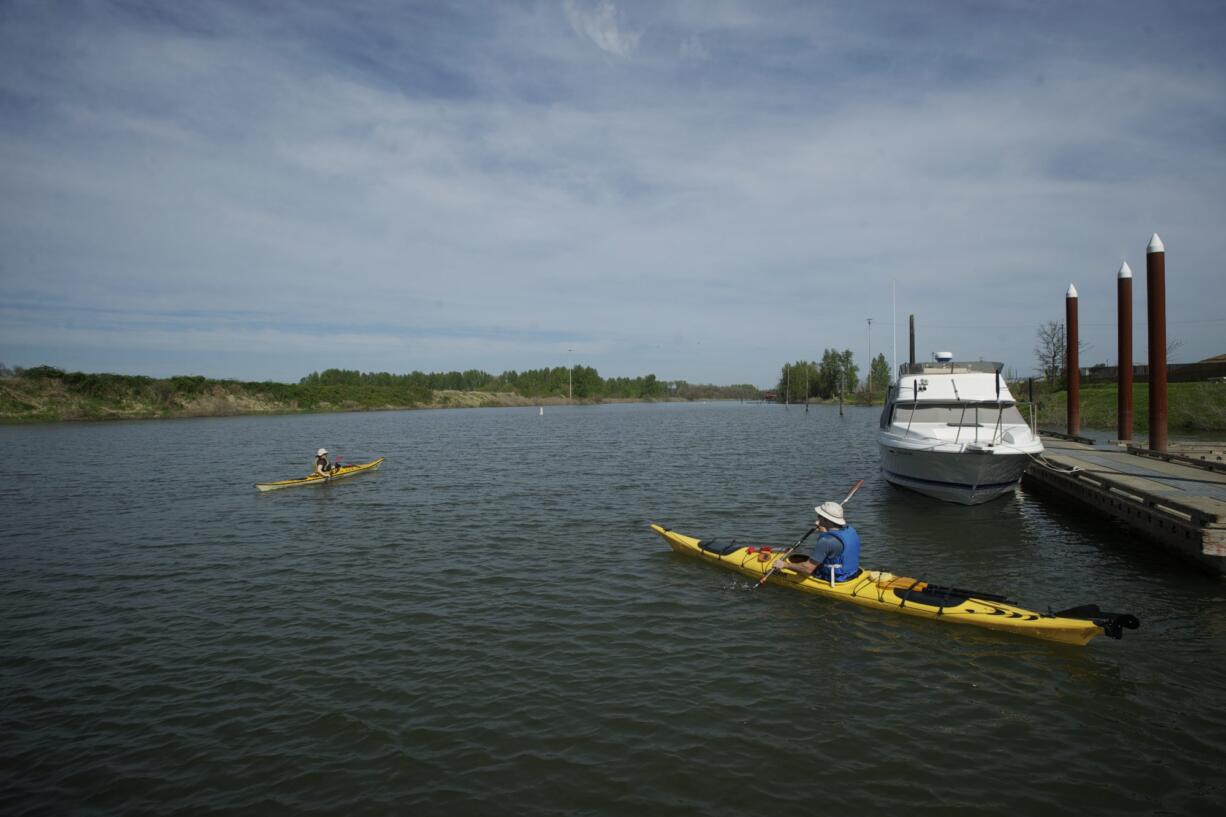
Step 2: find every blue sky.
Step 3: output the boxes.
[2,0,1224,386]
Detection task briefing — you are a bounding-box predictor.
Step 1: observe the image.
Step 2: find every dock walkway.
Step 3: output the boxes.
[1024,438,1226,575]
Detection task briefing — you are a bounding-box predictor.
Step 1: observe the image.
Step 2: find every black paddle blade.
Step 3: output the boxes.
[1054,604,1141,640]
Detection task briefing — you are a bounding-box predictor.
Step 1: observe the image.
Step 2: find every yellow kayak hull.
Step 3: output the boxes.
[651,523,1131,646]
[255,458,385,492]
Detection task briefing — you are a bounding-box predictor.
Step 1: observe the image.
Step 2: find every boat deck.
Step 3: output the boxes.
[1023,438,1226,575]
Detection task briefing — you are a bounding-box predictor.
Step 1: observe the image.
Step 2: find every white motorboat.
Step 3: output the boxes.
[878,353,1043,505]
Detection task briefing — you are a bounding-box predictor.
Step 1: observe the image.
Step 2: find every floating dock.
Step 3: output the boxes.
[1024,438,1226,576]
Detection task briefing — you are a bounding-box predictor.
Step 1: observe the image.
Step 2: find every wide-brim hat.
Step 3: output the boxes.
[316,448,328,456]
[815,501,846,526]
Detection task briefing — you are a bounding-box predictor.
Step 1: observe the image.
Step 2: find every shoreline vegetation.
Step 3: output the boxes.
[4,367,1222,432]
[1032,381,1226,434]
[0,365,762,423]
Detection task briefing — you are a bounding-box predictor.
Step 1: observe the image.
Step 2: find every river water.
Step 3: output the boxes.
[2,402,1224,816]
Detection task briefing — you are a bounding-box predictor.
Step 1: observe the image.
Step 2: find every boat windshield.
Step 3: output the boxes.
[891,402,1026,427]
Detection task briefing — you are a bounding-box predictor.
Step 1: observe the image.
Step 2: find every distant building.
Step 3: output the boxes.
[1084,354,1226,383]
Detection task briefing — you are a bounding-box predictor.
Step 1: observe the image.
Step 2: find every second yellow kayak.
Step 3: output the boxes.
[255,457,385,492]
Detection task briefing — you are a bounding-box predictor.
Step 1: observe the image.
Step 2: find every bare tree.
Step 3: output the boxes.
[1167,338,1184,363]
[1035,321,1065,386]
[1035,321,1091,387]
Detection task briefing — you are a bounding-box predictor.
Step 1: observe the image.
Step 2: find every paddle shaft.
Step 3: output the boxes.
[753,526,816,587]
[840,479,866,506]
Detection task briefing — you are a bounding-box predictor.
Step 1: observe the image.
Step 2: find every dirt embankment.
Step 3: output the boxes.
[0,377,621,423]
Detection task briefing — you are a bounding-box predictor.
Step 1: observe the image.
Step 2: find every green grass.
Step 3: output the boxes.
[1036,381,1226,433]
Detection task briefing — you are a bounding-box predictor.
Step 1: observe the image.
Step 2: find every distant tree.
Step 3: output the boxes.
[869,353,890,395]
[1035,321,1091,388]
[1167,338,1184,363]
[839,349,859,394]
[570,365,601,398]
[1035,321,1065,387]
[20,365,65,379]
[776,360,820,402]
[814,350,839,398]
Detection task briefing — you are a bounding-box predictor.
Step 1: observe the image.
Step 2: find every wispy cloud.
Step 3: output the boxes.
[564,0,641,57]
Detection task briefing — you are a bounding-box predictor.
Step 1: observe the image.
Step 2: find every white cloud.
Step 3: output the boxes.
[564,0,641,57]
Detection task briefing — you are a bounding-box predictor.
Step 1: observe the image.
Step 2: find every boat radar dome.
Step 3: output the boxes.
[935,352,954,363]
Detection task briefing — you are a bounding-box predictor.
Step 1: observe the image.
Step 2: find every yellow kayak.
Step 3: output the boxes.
[255,458,385,492]
[651,524,1138,646]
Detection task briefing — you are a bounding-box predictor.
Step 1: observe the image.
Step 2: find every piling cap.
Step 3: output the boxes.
[1066,283,1078,298]
[1118,261,1132,279]
[1148,233,1164,254]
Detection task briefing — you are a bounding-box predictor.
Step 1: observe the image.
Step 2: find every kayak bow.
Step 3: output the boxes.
[651,523,1138,646]
[255,457,385,492]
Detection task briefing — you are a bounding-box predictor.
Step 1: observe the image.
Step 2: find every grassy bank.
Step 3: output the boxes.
[0,369,627,423]
[1034,381,1226,433]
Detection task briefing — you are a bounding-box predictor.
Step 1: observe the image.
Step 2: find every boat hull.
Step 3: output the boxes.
[255,457,385,491]
[879,442,1029,504]
[651,524,1114,646]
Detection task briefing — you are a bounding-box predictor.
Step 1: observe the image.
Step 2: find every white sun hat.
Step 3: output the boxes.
[316,448,328,456]
[815,501,846,527]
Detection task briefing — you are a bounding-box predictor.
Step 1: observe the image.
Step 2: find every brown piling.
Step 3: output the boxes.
[1066,284,1080,436]
[1146,233,1168,452]
[1116,262,1133,442]
[908,314,916,366]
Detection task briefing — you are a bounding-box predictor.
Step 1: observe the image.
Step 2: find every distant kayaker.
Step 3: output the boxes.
[773,501,861,582]
[313,448,336,477]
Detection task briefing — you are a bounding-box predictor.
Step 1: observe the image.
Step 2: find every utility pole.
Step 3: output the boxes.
[866,317,874,403]
[568,347,573,401]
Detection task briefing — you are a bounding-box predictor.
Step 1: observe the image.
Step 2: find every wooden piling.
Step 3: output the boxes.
[1147,234,1168,452]
[1117,262,1133,442]
[1066,284,1080,436]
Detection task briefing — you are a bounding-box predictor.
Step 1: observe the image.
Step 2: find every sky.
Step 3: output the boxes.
[1,0,1224,387]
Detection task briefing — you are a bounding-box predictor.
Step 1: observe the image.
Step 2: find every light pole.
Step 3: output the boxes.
[866,317,873,402]
[568,347,573,401]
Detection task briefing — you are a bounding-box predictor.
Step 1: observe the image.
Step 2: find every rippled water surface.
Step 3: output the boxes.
[3,403,1225,816]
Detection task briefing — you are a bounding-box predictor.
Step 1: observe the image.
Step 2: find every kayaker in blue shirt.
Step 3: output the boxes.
[773,501,861,583]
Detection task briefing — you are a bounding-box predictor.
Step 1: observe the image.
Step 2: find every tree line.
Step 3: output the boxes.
[297,366,761,400]
[774,350,891,402]
[2,364,762,417]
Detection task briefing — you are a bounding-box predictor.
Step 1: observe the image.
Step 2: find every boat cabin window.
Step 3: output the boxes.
[891,403,1026,427]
